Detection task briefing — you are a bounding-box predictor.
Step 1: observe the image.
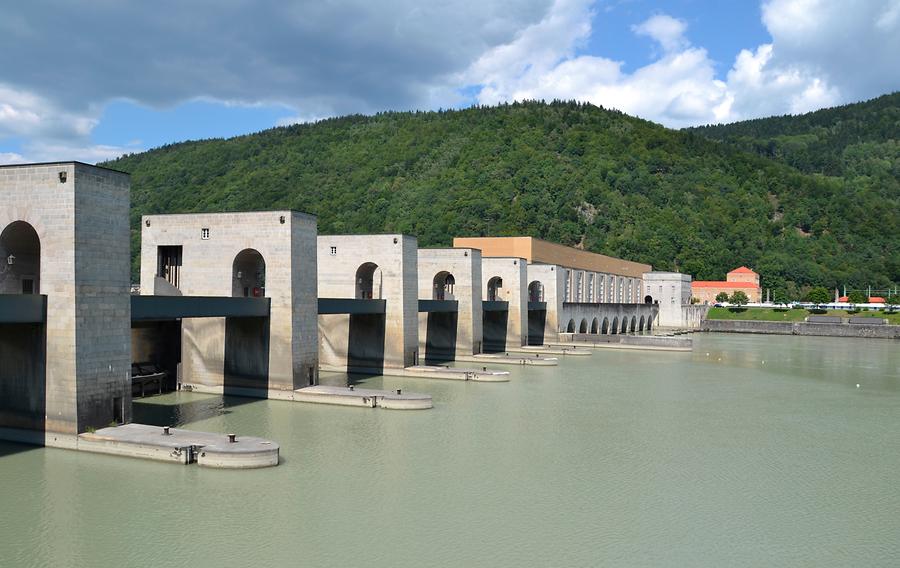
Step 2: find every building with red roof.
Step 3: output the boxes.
[691,266,762,304]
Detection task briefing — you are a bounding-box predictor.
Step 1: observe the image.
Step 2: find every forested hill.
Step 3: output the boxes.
[690,92,899,177]
[103,99,899,296]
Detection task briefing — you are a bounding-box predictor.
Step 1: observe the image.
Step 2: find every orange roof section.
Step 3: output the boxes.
[840,296,886,302]
[691,281,759,288]
[727,266,757,274]
[452,236,651,278]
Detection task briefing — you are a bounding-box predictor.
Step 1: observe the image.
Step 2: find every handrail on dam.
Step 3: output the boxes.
[0,294,47,323]
[318,298,387,315]
[418,299,458,313]
[482,300,509,312]
[131,296,271,321]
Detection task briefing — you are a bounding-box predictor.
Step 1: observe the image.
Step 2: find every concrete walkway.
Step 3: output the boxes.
[511,345,592,356]
[456,353,559,366]
[79,423,280,468]
[383,365,510,382]
[294,385,433,409]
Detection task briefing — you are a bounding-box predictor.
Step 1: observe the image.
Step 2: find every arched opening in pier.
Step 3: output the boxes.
[590,317,598,334]
[0,221,41,294]
[566,319,575,333]
[578,319,588,333]
[232,248,266,297]
[432,271,456,301]
[620,318,628,334]
[646,318,653,332]
[611,317,619,334]
[226,248,270,392]
[355,262,382,300]
[487,276,503,301]
[528,280,544,302]
[601,317,609,334]
[644,295,653,304]
[639,315,645,332]
[629,316,637,333]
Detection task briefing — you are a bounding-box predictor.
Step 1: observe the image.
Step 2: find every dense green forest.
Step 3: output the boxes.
[104,96,899,297]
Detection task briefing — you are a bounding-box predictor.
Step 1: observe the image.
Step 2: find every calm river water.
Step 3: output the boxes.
[1,333,898,567]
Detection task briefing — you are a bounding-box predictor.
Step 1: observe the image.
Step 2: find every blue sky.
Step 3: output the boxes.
[1,0,898,163]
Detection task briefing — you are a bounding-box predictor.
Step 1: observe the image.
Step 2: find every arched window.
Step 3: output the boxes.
[601,317,609,334]
[629,316,637,332]
[639,315,645,331]
[578,319,588,333]
[611,317,619,334]
[528,280,544,302]
[0,221,41,294]
[620,317,628,334]
[590,318,599,334]
[566,319,575,333]
[232,249,266,297]
[356,262,382,299]
[644,295,653,304]
[487,276,503,302]
[433,271,455,300]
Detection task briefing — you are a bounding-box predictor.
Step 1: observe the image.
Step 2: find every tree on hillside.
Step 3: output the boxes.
[729,291,749,306]
[847,290,867,304]
[806,287,830,306]
[715,292,730,303]
[772,289,788,304]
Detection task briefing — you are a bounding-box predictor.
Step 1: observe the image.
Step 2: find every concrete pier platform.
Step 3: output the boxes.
[294,385,433,409]
[512,345,592,356]
[457,353,559,366]
[385,365,510,382]
[549,335,692,352]
[78,424,279,468]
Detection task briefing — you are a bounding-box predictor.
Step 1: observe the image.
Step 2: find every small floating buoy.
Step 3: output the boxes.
[856,384,860,388]
[761,360,765,364]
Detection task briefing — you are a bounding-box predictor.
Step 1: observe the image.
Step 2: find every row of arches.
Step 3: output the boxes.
[564,315,651,335]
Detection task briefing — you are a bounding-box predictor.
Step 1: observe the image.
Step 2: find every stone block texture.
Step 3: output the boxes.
[317,234,419,369]
[417,248,483,358]
[140,211,319,392]
[0,162,131,434]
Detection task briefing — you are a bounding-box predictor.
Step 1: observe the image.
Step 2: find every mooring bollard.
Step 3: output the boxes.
[163,426,171,436]
[396,389,402,395]
[228,434,236,443]
[349,385,354,391]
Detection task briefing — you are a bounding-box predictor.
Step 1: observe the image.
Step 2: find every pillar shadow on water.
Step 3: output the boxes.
[347,313,386,374]
[483,310,509,353]
[528,309,546,346]
[224,316,271,396]
[424,311,458,364]
[132,395,247,427]
[0,322,46,457]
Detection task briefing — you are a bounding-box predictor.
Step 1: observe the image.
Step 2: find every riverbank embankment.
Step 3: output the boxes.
[701,319,900,339]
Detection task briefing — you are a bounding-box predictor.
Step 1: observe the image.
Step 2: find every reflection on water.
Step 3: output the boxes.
[1,333,899,567]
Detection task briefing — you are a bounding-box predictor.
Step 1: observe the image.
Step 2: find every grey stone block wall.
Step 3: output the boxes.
[140,211,319,391]
[317,234,419,369]
[0,162,131,434]
[482,257,527,348]
[417,247,483,357]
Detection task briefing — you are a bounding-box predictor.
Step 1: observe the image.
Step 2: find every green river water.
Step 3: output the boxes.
[1,333,898,567]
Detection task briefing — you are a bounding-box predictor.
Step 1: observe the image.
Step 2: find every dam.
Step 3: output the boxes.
[1,161,696,467]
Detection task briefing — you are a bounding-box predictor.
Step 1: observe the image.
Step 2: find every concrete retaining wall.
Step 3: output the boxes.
[701,319,900,339]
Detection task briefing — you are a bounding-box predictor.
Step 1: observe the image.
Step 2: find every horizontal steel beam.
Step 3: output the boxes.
[528,301,547,311]
[318,298,387,315]
[131,296,270,321]
[0,294,46,323]
[482,300,509,312]
[418,299,458,313]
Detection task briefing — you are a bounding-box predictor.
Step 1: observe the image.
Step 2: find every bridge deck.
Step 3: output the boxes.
[0,294,47,323]
[318,298,387,315]
[131,295,270,321]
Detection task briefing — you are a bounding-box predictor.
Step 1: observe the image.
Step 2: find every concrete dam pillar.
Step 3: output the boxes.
[0,162,132,437]
[317,234,419,372]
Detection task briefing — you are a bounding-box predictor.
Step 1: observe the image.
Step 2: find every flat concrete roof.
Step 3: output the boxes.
[0,160,130,175]
[453,236,651,278]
